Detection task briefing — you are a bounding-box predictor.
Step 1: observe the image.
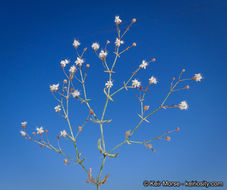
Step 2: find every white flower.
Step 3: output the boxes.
[69,65,76,73]
[50,83,59,92]
[178,101,188,110]
[91,42,100,51]
[60,130,67,137]
[149,76,158,84]
[54,105,61,113]
[60,59,70,68]
[132,79,141,88]
[21,121,27,128]
[115,16,122,24]
[36,127,44,135]
[72,90,80,98]
[20,131,26,137]
[115,38,124,47]
[99,50,108,59]
[75,57,84,66]
[73,39,80,48]
[105,80,113,88]
[140,60,148,69]
[193,73,203,82]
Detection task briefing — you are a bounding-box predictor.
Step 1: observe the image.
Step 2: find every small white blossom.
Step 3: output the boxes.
[140,60,148,69]
[115,16,122,24]
[149,76,158,84]
[105,80,113,88]
[60,130,67,138]
[36,127,44,135]
[99,50,108,59]
[72,90,80,98]
[54,105,61,113]
[91,42,100,51]
[69,65,76,73]
[60,59,70,68]
[20,131,26,137]
[50,83,59,92]
[75,57,84,66]
[21,121,27,128]
[178,101,188,110]
[115,38,124,47]
[132,79,141,88]
[73,39,80,48]
[193,73,203,82]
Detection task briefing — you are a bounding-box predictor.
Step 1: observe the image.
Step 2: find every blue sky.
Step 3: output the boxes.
[0,0,226,190]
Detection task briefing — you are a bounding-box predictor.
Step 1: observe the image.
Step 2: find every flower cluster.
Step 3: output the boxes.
[140,60,148,69]
[73,39,80,48]
[91,43,100,51]
[60,59,70,68]
[50,84,59,92]
[99,50,108,59]
[105,80,113,88]
[115,38,124,47]
[20,15,203,190]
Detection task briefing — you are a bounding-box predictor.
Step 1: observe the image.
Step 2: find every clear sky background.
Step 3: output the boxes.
[0,0,226,190]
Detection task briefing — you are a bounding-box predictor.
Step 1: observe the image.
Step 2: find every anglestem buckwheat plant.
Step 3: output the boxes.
[20,16,203,190]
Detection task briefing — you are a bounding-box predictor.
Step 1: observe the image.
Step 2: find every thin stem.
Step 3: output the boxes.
[97,156,106,182]
[97,184,100,190]
[61,101,75,138]
[109,77,182,154]
[110,67,140,97]
[79,66,99,120]
[108,140,126,154]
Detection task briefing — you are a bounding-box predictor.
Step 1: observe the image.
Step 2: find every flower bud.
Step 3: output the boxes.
[132,42,136,47]
[64,159,69,164]
[151,58,156,62]
[147,144,152,149]
[78,126,82,132]
[106,40,110,44]
[132,18,136,23]
[185,85,190,89]
[21,121,27,128]
[144,105,150,111]
[166,136,171,141]
[176,127,180,131]
[83,47,87,52]
[45,129,48,133]
[90,109,94,115]
[57,136,60,139]
[182,69,186,72]
[86,179,90,183]
[101,174,110,184]
[125,130,130,136]
[63,79,67,84]
[32,132,36,135]
[86,64,90,68]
